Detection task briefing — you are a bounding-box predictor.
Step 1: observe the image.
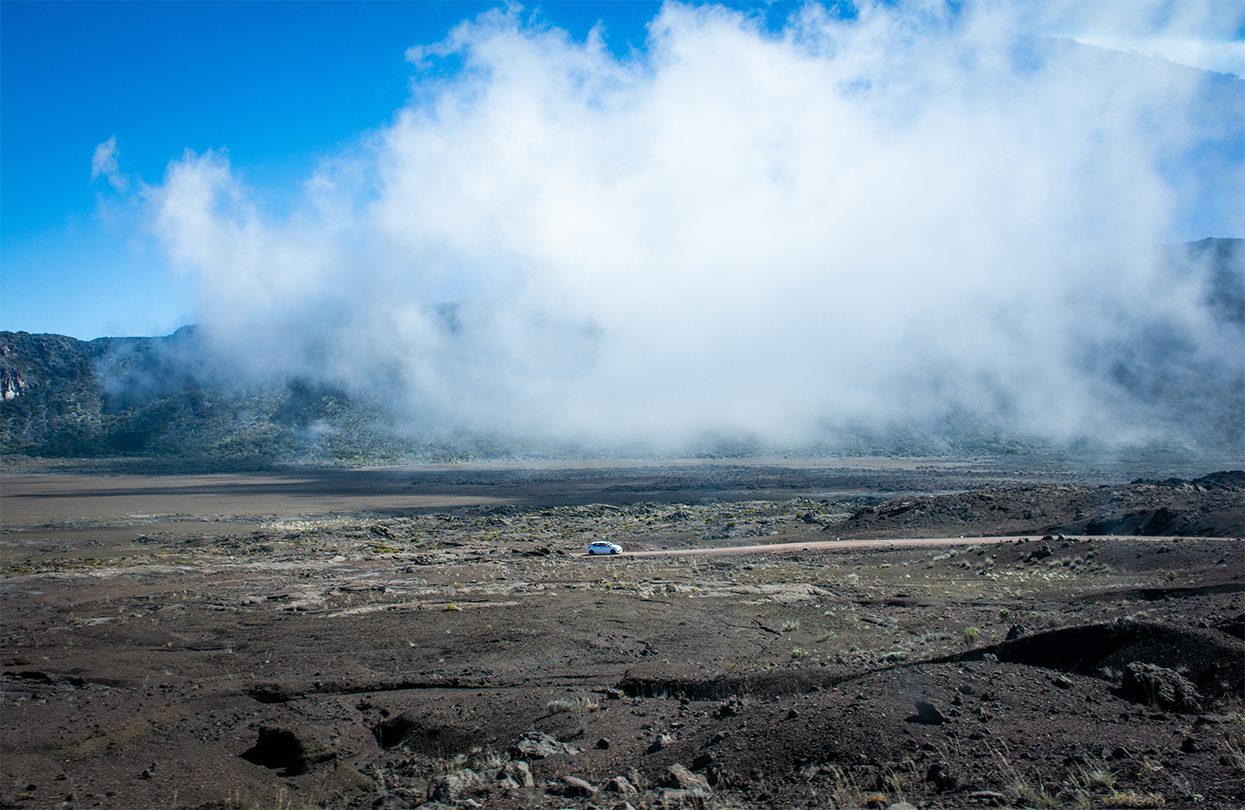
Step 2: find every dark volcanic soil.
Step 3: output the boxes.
[1,462,1242,809]
[834,472,1245,539]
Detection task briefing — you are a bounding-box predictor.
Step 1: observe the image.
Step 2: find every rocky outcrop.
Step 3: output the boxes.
[1120,662,1205,713]
[1,367,27,400]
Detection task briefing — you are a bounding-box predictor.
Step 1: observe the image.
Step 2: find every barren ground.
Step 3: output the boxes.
[1,459,1242,810]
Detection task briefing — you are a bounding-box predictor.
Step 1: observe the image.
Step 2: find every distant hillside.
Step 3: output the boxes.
[2,239,1242,462]
[0,326,411,462]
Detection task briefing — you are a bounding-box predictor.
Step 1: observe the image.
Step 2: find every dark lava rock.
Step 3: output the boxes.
[1214,613,1245,639]
[912,700,949,725]
[241,725,334,776]
[1005,624,1029,641]
[371,711,486,754]
[1119,662,1205,713]
[647,733,675,754]
[1026,544,1053,561]
[951,620,1245,703]
[691,752,716,771]
[552,776,596,797]
[925,762,958,791]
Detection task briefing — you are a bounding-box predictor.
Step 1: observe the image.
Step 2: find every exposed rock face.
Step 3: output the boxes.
[1120,662,1205,713]
[1,367,27,400]
[502,760,534,788]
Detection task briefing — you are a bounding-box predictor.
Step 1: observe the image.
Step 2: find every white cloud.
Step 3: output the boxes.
[143,1,1245,452]
[91,135,128,191]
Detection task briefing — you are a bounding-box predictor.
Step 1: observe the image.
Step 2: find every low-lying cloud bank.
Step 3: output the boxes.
[137,2,1244,456]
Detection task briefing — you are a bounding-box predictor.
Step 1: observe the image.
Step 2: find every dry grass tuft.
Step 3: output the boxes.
[1102,790,1166,808]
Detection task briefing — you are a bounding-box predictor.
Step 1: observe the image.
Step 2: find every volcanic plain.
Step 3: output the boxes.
[1,459,1242,810]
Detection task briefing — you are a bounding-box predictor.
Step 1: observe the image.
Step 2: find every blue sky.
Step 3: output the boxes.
[1,1,1242,340]
[0,1,670,338]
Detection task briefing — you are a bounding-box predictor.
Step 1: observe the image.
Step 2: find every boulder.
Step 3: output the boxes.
[647,732,675,754]
[502,760,535,788]
[663,764,710,793]
[512,731,581,759]
[552,776,596,797]
[926,762,958,791]
[912,700,949,725]
[1120,662,1205,713]
[603,775,637,795]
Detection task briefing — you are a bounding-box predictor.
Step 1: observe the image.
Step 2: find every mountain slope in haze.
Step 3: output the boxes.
[2,239,1242,462]
[0,327,408,462]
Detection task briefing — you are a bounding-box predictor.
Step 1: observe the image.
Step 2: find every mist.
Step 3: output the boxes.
[139,2,1245,456]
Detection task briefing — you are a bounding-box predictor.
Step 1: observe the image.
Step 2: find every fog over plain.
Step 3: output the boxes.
[126,1,1243,454]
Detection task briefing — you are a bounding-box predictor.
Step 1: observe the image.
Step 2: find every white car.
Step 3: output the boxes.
[586,541,623,555]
